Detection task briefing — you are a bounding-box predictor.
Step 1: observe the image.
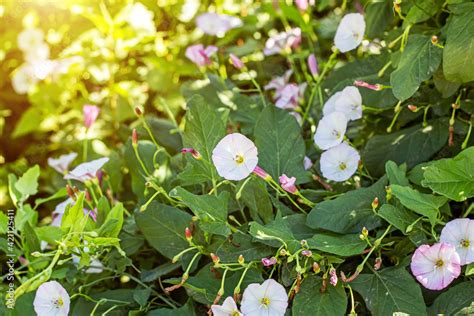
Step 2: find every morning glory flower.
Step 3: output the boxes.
[323,86,363,121]
[313,112,348,150]
[264,28,301,56]
[11,64,38,94]
[24,43,50,63]
[334,13,366,53]
[279,174,297,194]
[303,156,313,170]
[440,218,474,265]
[307,53,318,76]
[48,153,78,174]
[33,281,70,316]
[196,13,242,37]
[64,157,109,182]
[241,279,288,316]
[320,142,360,182]
[229,53,244,70]
[411,242,461,290]
[125,3,155,35]
[83,105,100,129]
[261,257,277,267]
[212,133,258,181]
[17,28,44,52]
[185,44,218,67]
[274,83,307,110]
[211,296,242,316]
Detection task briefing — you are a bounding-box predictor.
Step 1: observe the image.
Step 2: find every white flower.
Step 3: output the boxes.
[323,86,362,121]
[64,157,109,182]
[24,43,50,63]
[125,3,155,35]
[196,13,242,37]
[11,63,38,94]
[241,279,288,316]
[211,296,242,316]
[440,218,474,265]
[72,255,104,274]
[320,142,360,182]
[51,198,74,227]
[334,13,366,53]
[264,28,301,56]
[17,28,44,52]
[48,153,78,174]
[303,156,313,170]
[212,133,258,181]
[33,281,70,316]
[313,112,348,150]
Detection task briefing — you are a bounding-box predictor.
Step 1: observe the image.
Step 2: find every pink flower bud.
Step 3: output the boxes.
[253,166,272,181]
[307,53,318,76]
[279,174,298,194]
[181,148,202,160]
[353,80,382,91]
[132,129,138,146]
[185,227,192,240]
[295,0,309,11]
[210,253,220,264]
[329,268,338,286]
[261,257,277,267]
[83,104,100,129]
[302,250,312,257]
[229,53,244,70]
[374,257,382,270]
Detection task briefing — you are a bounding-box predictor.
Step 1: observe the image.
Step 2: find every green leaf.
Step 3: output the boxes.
[15,165,40,202]
[362,119,448,177]
[237,178,273,224]
[23,222,41,253]
[254,106,309,183]
[421,147,474,201]
[306,177,387,233]
[390,34,442,101]
[61,193,86,233]
[215,231,273,262]
[428,281,474,315]
[98,203,124,238]
[385,161,410,186]
[148,300,196,316]
[351,266,427,316]
[405,0,443,24]
[391,185,447,225]
[249,217,300,252]
[443,3,474,82]
[135,202,191,259]
[292,275,347,316]
[365,2,393,38]
[170,187,230,237]
[180,95,228,184]
[378,204,420,234]
[35,226,63,245]
[307,233,366,256]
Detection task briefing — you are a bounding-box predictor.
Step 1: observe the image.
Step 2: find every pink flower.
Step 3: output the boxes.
[411,242,461,290]
[354,80,382,91]
[307,54,318,76]
[181,147,201,160]
[440,218,474,265]
[264,70,293,95]
[295,0,309,11]
[329,268,338,286]
[253,166,271,181]
[83,105,100,129]
[264,28,301,56]
[301,250,312,257]
[275,83,306,109]
[229,54,244,69]
[185,44,218,67]
[279,174,297,194]
[262,257,277,267]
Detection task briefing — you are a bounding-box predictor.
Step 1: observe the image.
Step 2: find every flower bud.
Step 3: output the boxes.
[307,53,318,77]
[253,166,272,181]
[132,128,138,147]
[66,184,75,199]
[210,253,220,265]
[312,262,320,273]
[300,240,308,247]
[279,248,288,256]
[329,268,338,286]
[371,197,379,210]
[185,227,192,241]
[134,106,143,117]
[85,189,92,202]
[385,186,392,201]
[181,148,202,160]
[354,80,382,91]
[374,257,382,270]
[229,53,244,70]
[302,250,312,257]
[261,257,277,267]
[362,227,369,238]
[452,103,460,110]
[407,104,418,112]
[238,254,245,265]
[431,35,438,45]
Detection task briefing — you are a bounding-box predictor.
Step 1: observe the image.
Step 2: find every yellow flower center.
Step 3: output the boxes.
[461,239,470,248]
[235,154,244,164]
[55,297,64,308]
[233,312,240,316]
[339,162,347,170]
[435,259,444,268]
[261,297,270,307]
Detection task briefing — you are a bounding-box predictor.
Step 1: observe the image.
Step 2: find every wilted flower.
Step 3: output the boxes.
[302,250,312,257]
[11,63,38,94]
[354,80,381,91]
[241,279,288,316]
[196,13,242,37]
[125,3,155,35]
[229,53,244,69]
[274,83,307,110]
[440,218,474,265]
[185,44,218,67]
[320,142,360,182]
[264,70,293,95]
[314,111,348,150]
[212,133,258,181]
[64,157,109,182]
[212,296,243,316]
[307,53,318,76]
[334,13,366,53]
[48,152,78,174]
[411,242,461,290]
[33,281,70,316]
[323,86,363,121]
[329,268,338,286]
[253,166,271,181]
[83,105,100,129]
[181,148,201,160]
[279,174,297,194]
[303,156,313,170]
[264,28,301,56]
[261,257,277,267]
